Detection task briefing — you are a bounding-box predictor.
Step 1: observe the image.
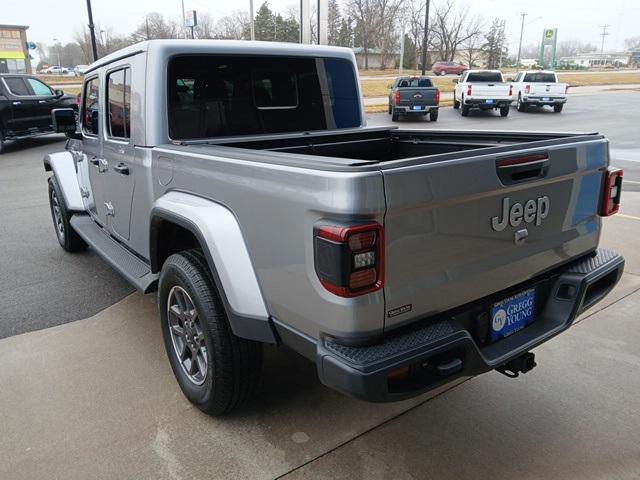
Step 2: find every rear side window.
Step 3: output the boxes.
[397,77,433,88]
[106,68,131,139]
[27,78,54,96]
[466,72,503,82]
[523,73,556,83]
[3,77,30,95]
[82,77,100,135]
[167,55,361,139]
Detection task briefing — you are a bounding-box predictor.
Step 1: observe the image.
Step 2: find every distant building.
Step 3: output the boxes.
[0,24,32,74]
[559,51,631,68]
[352,47,400,69]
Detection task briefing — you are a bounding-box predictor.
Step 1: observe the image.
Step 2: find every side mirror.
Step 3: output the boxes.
[506,77,514,82]
[387,83,392,89]
[54,88,64,97]
[452,79,458,84]
[52,108,77,134]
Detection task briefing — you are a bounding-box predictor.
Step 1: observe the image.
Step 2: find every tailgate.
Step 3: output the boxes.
[470,83,510,98]
[381,139,608,331]
[398,88,437,106]
[530,84,566,96]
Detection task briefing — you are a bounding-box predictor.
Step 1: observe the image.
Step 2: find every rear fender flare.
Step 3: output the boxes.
[43,151,84,211]
[150,191,277,344]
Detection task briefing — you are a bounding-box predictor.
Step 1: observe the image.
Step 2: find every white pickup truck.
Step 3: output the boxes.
[453,70,513,117]
[511,70,568,113]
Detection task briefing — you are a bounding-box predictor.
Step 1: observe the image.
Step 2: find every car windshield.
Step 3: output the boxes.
[167,54,361,139]
[397,77,433,88]
[523,73,557,82]
[466,72,503,82]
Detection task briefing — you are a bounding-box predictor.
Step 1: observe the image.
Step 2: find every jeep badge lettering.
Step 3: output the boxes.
[491,196,550,231]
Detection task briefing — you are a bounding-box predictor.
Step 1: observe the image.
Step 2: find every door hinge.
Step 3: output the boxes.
[104,201,115,216]
[80,187,90,198]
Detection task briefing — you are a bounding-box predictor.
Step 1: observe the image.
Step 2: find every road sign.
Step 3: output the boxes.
[542,28,557,46]
[185,10,198,28]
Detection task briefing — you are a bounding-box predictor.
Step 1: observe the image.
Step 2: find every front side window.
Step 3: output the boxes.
[167,55,361,139]
[27,78,54,96]
[82,77,100,135]
[4,77,30,96]
[106,68,131,139]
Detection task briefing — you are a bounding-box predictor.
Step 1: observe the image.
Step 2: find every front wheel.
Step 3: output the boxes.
[439,70,446,76]
[500,105,510,117]
[48,176,87,252]
[554,103,564,113]
[453,97,460,109]
[159,249,263,416]
[388,104,392,114]
[429,110,439,122]
[0,130,6,154]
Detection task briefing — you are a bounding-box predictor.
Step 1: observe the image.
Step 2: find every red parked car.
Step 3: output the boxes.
[432,61,467,76]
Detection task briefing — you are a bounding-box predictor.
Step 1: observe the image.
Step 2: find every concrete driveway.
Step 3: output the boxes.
[1,90,640,479]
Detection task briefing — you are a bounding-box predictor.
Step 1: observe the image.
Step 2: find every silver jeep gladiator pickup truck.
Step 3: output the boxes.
[45,40,625,416]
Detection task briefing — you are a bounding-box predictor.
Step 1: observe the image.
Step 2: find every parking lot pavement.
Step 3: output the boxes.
[0,137,133,339]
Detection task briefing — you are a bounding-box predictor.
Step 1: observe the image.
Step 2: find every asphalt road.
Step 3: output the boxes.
[0,91,637,339]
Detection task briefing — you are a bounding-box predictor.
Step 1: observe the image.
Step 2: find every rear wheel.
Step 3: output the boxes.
[48,176,87,252]
[516,94,527,112]
[0,130,5,154]
[500,105,510,117]
[461,96,470,117]
[554,103,564,113]
[391,109,399,122]
[159,249,263,416]
[439,70,446,76]
[429,110,439,122]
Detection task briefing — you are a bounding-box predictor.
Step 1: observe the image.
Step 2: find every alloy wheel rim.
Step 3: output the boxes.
[167,285,208,385]
[51,190,65,240]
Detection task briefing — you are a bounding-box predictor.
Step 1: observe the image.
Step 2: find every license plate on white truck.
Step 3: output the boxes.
[490,288,536,341]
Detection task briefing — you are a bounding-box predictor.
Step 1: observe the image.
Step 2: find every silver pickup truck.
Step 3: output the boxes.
[45,40,625,416]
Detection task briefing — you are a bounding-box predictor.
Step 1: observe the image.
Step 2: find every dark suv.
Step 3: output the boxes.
[0,74,77,152]
[432,61,467,76]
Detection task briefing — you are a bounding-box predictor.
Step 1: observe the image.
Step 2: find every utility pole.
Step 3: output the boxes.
[420,0,430,75]
[599,24,610,65]
[516,12,526,66]
[249,0,255,40]
[399,25,405,75]
[181,0,187,39]
[85,0,99,62]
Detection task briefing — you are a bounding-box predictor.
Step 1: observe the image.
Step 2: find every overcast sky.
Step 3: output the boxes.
[3,0,638,53]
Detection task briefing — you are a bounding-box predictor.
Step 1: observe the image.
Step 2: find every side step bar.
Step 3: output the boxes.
[70,215,158,293]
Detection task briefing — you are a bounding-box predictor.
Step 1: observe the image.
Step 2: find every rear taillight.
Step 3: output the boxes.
[435,89,441,104]
[467,85,472,96]
[314,222,384,297]
[600,167,623,216]
[525,84,531,94]
[395,90,401,105]
[508,84,513,96]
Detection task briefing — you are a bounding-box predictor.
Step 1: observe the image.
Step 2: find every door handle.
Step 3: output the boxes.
[39,100,46,104]
[12,101,21,105]
[114,163,129,175]
[89,157,100,166]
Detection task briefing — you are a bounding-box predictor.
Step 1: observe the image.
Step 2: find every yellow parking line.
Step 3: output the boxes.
[615,213,640,221]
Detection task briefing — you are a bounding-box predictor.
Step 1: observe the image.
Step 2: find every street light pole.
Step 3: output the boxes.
[53,38,61,72]
[249,0,255,40]
[85,0,99,61]
[516,13,526,66]
[420,0,430,75]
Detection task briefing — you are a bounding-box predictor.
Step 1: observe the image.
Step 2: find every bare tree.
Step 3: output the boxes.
[375,0,406,68]
[215,11,250,39]
[404,0,426,69]
[430,0,482,62]
[195,13,216,39]
[460,19,485,67]
[130,13,180,42]
[346,0,375,68]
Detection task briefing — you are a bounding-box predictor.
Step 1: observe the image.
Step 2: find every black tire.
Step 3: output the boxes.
[516,94,527,112]
[159,249,263,416]
[500,105,509,117]
[391,109,399,122]
[388,103,392,114]
[453,98,460,109]
[48,176,87,252]
[554,103,564,113]
[0,129,5,154]
[461,97,470,117]
[429,110,439,122]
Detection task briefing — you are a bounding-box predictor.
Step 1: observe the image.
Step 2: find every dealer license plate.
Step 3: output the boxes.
[490,288,536,341]
[412,105,423,110]
[485,99,494,104]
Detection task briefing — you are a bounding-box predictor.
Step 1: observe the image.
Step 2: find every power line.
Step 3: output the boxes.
[599,24,610,56]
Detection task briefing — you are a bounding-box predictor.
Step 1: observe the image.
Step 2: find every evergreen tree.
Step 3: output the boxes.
[483,19,507,69]
[254,2,275,41]
[337,17,354,47]
[402,34,416,70]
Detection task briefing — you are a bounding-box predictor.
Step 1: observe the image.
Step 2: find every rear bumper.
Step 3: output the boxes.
[464,98,512,109]
[394,105,439,114]
[316,248,624,402]
[522,96,567,105]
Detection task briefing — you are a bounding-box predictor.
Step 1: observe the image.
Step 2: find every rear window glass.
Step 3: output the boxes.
[397,77,433,88]
[4,77,30,95]
[466,72,503,82]
[167,55,361,139]
[523,73,556,83]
